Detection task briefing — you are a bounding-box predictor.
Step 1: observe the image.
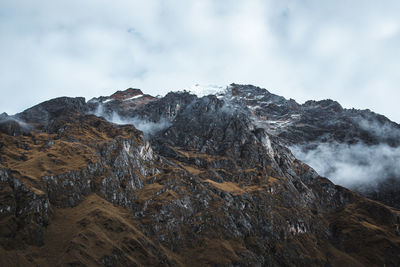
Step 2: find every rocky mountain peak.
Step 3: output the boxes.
[0,113,8,121]
[109,88,143,101]
[229,83,288,104]
[16,96,87,125]
[303,99,343,112]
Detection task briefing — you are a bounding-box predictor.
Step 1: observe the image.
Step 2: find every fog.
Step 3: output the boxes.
[91,103,171,136]
[357,117,400,140]
[0,113,33,132]
[110,114,171,136]
[290,142,400,190]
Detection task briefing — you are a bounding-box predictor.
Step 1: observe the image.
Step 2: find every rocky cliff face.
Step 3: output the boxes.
[206,84,400,208]
[1,85,400,266]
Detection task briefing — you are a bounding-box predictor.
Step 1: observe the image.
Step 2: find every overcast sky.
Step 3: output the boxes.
[1,0,400,122]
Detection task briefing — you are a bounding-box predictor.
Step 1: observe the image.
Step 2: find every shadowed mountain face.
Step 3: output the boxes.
[1,85,400,266]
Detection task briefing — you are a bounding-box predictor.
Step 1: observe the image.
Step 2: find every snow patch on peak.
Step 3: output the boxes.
[185,84,228,97]
[124,94,143,101]
[102,98,114,103]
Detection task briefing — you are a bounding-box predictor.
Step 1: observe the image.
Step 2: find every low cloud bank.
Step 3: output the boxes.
[91,104,171,136]
[0,113,33,134]
[290,142,400,190]
[357,117,400,140]
[111,114,172,136]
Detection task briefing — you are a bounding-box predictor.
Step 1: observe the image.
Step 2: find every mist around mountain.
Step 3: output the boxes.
[0,84,400,266]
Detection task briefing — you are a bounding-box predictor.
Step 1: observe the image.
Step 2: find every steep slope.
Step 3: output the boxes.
[0,88,400,266]
[209,84,400,208]
[0,194,180,266]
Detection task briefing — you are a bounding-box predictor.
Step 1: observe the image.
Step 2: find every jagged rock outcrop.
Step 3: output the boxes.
[0,86,400,266]
[0,169,52,247]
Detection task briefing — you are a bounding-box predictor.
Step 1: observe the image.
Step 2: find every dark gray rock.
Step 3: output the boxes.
[16,97,88,125]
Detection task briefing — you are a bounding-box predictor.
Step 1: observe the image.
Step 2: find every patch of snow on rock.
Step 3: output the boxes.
[124,94,143,101]
[102,98,114,103]
[185,84,228,97]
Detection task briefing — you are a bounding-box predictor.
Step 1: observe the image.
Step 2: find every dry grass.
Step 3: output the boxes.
[172,160,204,175]
[0,194,182,266]
[0,115,142,181]
[0,131,97,180]
[180,238,244,266]
[204,179,245,195]
[203,175,281,196]
[135,183,164,201]
[172,147,226,162]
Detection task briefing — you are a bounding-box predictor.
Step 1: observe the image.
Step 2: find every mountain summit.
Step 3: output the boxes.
[1,84,400,266]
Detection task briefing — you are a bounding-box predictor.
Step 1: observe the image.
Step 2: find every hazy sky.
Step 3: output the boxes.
[1,1,400,122]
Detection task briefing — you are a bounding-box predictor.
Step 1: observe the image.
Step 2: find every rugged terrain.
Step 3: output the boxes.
[0,84,400,266]
[217,84,400,208]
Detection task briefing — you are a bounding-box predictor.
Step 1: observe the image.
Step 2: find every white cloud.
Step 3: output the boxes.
[0,0,399,123]
[373,20,399,39]
[91,103,171,136]
[290,142,400,189]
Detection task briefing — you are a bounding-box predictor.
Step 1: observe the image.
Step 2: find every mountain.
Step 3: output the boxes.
[221,84,400,208]
[219,84,400,208]
[88,84,400,208]
[0,84,400,266]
